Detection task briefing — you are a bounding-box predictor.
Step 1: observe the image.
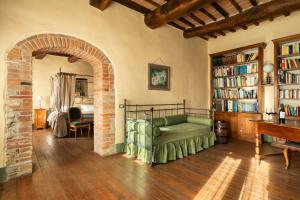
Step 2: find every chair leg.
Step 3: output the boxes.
[75,128,77,140]
[283,148,290,170]
[88,125,90,138]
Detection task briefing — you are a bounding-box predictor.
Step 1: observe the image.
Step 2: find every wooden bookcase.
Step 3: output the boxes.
[210,43,266,142]
[273,34,300,120]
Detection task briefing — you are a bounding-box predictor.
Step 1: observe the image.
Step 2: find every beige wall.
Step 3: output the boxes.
[0,0,208,167]
[208,11,300,115]
[32,55,93,110]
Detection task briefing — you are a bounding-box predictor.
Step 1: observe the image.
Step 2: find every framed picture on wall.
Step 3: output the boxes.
[148,63,170,91]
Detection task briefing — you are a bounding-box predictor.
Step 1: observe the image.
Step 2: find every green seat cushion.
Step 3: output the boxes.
[187,116,213,126]
[158,123,211,144]
[286,141,300,148]
[164,115,187,126]
[71,121,90,126]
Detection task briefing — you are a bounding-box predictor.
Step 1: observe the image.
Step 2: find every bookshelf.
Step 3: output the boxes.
[210,43,266,114]
[273,33,300,120]
[210,43,266,143]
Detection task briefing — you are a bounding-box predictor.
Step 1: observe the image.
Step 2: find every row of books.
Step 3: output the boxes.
[213,89,257,99]
[279,58,300,70]
[282,105,300,116]
[279,89,300,99]
[213,76,258,88]
[278,71,300,84]
[213,64,258,77]
[212,53,258,66]
[281,42,300,56]
[214,100,258,113]
[237,53,258,63]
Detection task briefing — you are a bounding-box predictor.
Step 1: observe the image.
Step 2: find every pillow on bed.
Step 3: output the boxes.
[81,105,94,113]
[153,117,166,127]
[164,115,187,126]
[187,116,212,126]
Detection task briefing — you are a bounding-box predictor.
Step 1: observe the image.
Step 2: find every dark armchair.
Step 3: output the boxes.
[68,107,91,139]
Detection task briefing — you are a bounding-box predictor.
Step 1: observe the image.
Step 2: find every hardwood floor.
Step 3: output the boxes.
[0,130,300,200]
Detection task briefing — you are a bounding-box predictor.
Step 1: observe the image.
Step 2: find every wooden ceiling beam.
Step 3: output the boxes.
[229,0,242,13]
[178,17,195,28]
[208,34,217,39]
[199,36,208,40]
[90,0,112,11]
[34,52,47,59]
[249,0,258,6]
[114,0,150,14]
[199,8,217,21]
[68,56,80,63]
[168,22,186,31]
[184,0,300,38]
[144,0,160,7]
[211,2,229,18]
[189,13,205,25]
[219,31,226,36]
[144,0,215,29]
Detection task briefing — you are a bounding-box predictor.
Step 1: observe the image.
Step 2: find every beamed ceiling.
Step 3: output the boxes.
[90,0,300,40]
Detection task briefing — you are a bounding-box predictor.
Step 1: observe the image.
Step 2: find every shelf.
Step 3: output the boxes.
[278,68,300,71]
[279,98,300,100]
[212,60,258,68]
[214,98,257,101]
[213,85,258,89]
[215,111,261,114]
[278,83,300,86]
[278,52,300,59]
[213,72,258,78]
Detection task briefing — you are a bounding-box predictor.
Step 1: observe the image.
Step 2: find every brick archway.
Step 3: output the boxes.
[5,34,115,180]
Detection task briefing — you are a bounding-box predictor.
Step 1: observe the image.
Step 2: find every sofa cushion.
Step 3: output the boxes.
[158,123,212,144]
[153,117,166,127]
[165,115,187,126]
[187,116,213,126]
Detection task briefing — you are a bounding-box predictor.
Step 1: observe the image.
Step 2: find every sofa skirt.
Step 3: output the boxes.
[125,131,216,164]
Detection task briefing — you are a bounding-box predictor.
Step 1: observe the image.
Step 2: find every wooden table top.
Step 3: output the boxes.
[257,120,300,130]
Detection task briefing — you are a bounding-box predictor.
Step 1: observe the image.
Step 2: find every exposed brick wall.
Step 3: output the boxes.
[4,34,115,180]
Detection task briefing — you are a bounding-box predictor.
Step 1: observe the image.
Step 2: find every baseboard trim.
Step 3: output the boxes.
[115,143,125,153]
[0,167,7,182]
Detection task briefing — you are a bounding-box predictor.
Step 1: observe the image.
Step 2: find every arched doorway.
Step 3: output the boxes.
[4,34,115,180]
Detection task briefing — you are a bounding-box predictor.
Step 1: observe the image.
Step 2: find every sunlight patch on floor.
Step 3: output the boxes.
[193,156,241,200]
[238,158,269,200]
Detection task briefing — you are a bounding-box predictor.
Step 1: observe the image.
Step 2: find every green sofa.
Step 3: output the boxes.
[125,115,216,164]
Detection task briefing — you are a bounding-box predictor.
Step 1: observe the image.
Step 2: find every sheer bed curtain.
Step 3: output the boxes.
[50,74,76,112]
[50,73,76,137]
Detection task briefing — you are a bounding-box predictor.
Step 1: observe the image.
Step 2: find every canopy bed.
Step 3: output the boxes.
[122,99,216,165]
[46,68,94,138]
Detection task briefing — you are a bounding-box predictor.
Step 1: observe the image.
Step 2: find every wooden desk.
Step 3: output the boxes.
[256,120,300,168]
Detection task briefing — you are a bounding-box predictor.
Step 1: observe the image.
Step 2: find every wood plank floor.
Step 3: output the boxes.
[0,130,300,200]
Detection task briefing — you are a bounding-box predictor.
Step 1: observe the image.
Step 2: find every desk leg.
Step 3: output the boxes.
[255,132,261,166]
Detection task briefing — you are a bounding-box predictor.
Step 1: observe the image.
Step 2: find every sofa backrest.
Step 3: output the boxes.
[187,116,213,126]
[164,115,187,126]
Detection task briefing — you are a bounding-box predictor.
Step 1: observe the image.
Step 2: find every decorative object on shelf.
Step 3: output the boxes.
[263,63,274,85]
[148,63,170,91]
[36,96,43,109]
[265,108,276,121]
